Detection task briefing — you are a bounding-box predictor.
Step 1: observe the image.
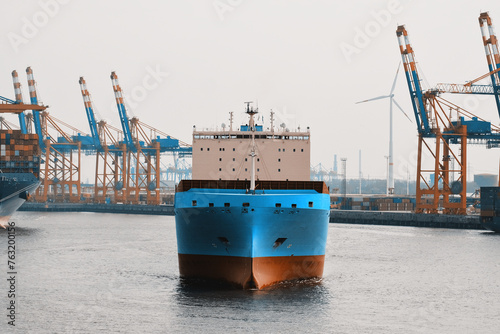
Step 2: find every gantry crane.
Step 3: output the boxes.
[397,14,500,214]
[79,76,127,203]
[4,67,192,205]
[25,67,85,203]
[111,71,161,204]
[110,71,193,204]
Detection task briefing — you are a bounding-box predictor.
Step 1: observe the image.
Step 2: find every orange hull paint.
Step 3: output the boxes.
[178,254,325,289]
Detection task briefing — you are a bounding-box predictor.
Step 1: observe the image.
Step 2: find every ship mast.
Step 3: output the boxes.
[270,110,275,133]
[245,102,258,191]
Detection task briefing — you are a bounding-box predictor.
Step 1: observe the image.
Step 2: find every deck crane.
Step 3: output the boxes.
[11,70,28,134]
[397,18,500,215]
[110,71,160,204]
[79,76,127,203]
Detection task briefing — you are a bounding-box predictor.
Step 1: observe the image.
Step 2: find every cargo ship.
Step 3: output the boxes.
[0,130,41,226]
[480,186,500,232]
[175,103,330,289]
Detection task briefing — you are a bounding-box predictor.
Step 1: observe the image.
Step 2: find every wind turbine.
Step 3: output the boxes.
[356,63,412,195]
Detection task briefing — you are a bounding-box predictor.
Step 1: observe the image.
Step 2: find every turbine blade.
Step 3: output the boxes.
[355,95,390,104]
[390,62,402,95]
[393,98,413,123]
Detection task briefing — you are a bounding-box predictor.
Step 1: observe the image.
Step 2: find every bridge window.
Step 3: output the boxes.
[275,203,281,207]
[291,204,297,208]
[192,200,197,206]
[209,203,214,207]
[309,202,313,208]
[224,203,230,207]
[243,203,250,207]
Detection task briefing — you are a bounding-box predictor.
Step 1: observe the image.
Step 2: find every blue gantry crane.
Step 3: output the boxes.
[24,67,89,202]
[396,13,500,215]
[79,76,127,203]
[3,67,192,204]
[107,71,192,204]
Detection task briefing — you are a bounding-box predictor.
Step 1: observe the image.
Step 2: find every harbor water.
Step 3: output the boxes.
[1,212,499,333]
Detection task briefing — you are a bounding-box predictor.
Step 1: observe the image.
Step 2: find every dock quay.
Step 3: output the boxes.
[19,203,486,230]
[20,202,175,215]
[330,210,484,230]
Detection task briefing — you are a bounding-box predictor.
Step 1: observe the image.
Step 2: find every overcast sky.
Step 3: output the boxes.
[1,0,500,180]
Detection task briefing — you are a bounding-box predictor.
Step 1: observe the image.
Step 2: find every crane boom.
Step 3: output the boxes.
[479,12,500,117]
[396,25,430,134]
[435,83,498,94]
[79,77,101,149]
[11,70,27,134]
[26,67,44,147]
[110,71,133,147]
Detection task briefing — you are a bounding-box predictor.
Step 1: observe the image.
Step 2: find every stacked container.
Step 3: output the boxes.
[0,130,40,177]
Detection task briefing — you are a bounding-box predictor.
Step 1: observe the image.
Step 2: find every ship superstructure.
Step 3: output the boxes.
[175,103,330,289]
[192,104,310,182]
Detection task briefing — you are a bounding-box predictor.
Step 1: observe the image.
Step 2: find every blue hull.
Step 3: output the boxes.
[175,188,330,288]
